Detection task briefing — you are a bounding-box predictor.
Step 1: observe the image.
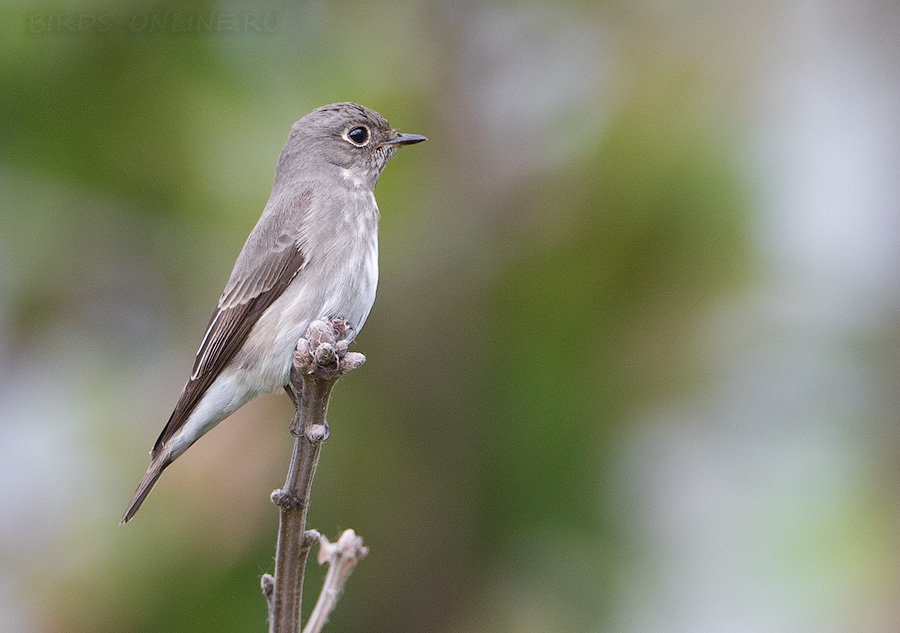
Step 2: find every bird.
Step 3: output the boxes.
[122,103,425,523]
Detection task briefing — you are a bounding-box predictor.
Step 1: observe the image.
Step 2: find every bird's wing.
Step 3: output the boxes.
[151,193,310,457]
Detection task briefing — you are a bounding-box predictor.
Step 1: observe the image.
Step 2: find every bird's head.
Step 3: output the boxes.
[277,102,426,189]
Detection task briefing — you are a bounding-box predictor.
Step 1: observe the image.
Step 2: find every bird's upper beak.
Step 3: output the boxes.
[385,132,427,146]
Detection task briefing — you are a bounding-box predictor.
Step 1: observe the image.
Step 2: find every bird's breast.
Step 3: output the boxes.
[232,194,379,393]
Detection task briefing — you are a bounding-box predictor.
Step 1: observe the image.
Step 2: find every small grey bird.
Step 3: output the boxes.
[122,103,425,523]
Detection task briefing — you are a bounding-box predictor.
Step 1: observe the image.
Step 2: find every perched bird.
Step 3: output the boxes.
[122,103,425,523]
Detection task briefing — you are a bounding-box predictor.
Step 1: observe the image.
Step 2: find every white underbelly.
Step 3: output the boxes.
[230,237,378,394]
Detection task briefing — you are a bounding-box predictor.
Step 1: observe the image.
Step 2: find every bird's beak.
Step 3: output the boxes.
[385,132,427,146]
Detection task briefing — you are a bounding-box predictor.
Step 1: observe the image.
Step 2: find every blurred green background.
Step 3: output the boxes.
[2,0,900,631]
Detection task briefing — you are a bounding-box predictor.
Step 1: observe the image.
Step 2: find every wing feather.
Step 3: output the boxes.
[150,193,311,457]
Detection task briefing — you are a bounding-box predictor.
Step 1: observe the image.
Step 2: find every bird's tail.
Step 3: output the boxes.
[121,457,168,524]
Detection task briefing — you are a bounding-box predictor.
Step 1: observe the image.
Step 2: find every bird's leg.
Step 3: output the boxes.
[287,384,303,437]
[285,385,304,437]
[286,383,330,439]
[284,385,298,407]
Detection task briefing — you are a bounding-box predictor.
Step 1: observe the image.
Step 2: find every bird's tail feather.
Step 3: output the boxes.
[121,458,168,524]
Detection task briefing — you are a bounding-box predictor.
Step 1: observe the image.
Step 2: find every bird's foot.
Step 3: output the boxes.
[288,418,329,441]
[331,317,350,337]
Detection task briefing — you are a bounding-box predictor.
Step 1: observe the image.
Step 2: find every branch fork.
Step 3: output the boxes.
[262,318,367,633]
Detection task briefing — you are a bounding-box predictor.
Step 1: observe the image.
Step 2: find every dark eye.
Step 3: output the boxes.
[346,126,370,146]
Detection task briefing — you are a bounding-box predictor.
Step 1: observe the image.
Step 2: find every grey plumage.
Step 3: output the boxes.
[122,103,425,523]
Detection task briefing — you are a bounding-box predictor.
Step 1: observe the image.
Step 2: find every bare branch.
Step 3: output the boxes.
[265,319,366,633]
[303,530,369,633]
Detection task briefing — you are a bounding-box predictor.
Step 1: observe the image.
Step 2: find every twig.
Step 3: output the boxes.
[303,530,369,633]
[263,319,366,633]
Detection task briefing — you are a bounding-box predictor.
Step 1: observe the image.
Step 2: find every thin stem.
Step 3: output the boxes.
[268,376,335,633]
[302,530,369,633]
[263,319,366,633]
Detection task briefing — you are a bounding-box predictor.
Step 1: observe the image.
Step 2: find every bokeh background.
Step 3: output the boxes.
[2,0,900,631]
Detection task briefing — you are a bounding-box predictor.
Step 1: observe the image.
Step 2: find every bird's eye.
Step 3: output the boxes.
[346,126,370,146]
